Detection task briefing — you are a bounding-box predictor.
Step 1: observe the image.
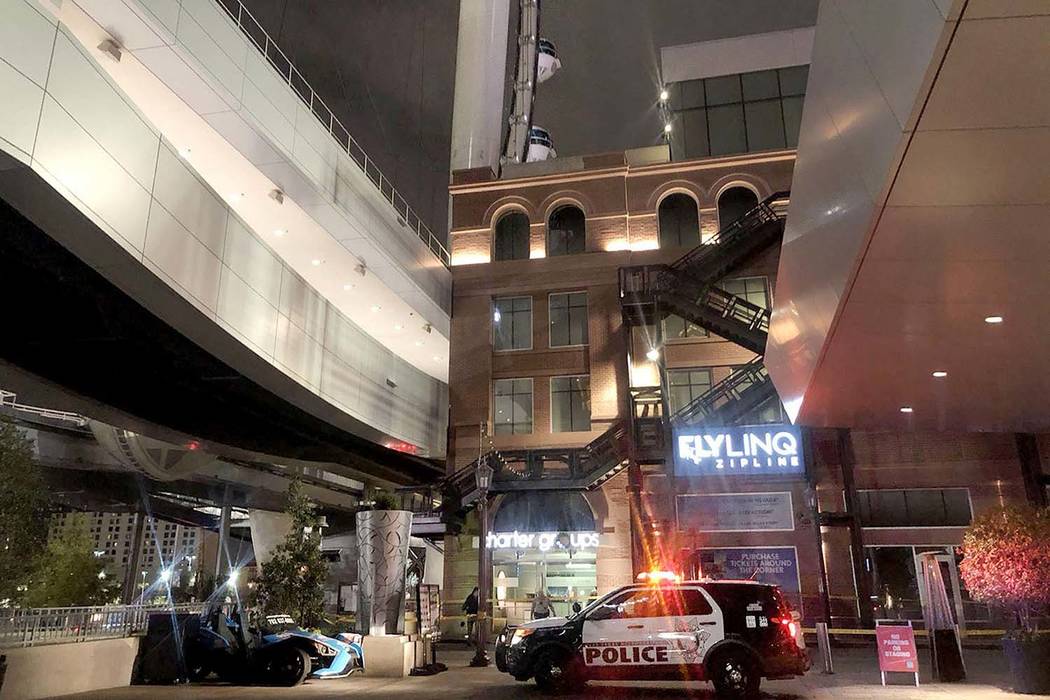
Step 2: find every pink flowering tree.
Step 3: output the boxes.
[960,505,1050,635]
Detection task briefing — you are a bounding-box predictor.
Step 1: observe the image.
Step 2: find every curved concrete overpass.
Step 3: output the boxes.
[0,0,452,483]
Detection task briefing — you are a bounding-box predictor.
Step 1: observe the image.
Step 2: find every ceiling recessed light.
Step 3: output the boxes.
[273,228,287,237]
[646,348,660,362]
[343,283,354,291]
[311,259,322,266]
[433,355,441,362]
[658,88,669,101]
[932,370,947,378]
[178,147,192,159]
[228,192,244,201]
[663,123,673,134]
[984,315,1003,324]
[414,340,423,347]
[900,406,914,413]
[394,324,403,331]
[370,305,381,312]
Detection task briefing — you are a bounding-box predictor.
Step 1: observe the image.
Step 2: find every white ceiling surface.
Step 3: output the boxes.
[767,0,1050,432]
[67,0,451,382]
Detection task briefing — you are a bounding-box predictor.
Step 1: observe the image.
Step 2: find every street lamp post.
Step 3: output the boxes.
[470,443,495,667]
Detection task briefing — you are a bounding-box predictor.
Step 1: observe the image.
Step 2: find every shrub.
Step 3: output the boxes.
[960,505,1050,635]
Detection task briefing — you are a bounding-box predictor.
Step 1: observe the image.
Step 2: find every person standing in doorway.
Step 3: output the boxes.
[462,586,479,640]
[531,589,551,620]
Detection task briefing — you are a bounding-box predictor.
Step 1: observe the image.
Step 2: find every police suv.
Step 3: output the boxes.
[495,578,808,697]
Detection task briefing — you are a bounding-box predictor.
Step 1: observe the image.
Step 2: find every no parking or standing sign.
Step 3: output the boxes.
[875,623,919,686]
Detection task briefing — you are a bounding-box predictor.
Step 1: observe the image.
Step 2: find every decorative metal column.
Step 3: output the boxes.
[356,509,413,635]
[470,447,495,667]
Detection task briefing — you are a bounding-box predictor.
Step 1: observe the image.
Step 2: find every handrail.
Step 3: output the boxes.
[0,603,203,648]
[671,357,772,426]
[211,0,450,268]
[669,189,789,274]
[0,389,88,427]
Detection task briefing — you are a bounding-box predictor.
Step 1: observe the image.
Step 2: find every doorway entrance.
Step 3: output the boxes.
[864,545,987,628]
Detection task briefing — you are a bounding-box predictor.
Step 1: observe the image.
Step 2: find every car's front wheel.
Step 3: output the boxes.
[533,648,585,695]
[710,649,760,699]
[266,647,311,686]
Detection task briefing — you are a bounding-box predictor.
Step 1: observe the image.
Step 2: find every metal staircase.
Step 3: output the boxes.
[440,421,630,512]
[670,357,778,426]
[668,190,788,283]
[620,266,770,354]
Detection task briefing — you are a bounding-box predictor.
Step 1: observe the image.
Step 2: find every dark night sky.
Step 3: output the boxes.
[239,1,817,240]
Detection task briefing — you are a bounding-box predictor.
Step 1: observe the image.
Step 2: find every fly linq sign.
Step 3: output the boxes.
[674,424,804,476]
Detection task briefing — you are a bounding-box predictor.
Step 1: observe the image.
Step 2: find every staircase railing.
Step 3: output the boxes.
[212,0,450,267]
[671,357,773,426]
[668,190,789,280]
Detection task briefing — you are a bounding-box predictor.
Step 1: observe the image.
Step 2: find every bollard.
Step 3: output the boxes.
[816,622,834,674]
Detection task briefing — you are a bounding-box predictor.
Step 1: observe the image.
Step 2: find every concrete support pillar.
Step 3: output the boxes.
[837,429,873,627]
[1015,433,1048,508]
[450,0,512,173]
[214,485,231,581]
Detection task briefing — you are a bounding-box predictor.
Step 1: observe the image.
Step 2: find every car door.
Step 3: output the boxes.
[580,588,660,678]
[647,586,724,676]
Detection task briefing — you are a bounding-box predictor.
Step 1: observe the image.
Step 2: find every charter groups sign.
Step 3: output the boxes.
[674,424,804,476]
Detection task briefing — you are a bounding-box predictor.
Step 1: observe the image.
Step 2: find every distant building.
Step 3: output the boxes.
[48,511,207,596]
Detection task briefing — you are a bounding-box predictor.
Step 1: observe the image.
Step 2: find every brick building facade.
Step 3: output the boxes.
[441,147,1042,629]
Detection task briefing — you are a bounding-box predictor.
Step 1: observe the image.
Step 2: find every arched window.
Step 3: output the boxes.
[717,186,759,228]
[493,211,530,261]
[547,205,586,256]
[658,193,700,248]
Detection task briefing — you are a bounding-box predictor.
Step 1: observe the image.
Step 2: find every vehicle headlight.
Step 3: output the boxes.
[314,641,337,656]
[509,628,535,646]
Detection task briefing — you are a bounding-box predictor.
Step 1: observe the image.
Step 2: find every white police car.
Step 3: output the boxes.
[495,576,808,697]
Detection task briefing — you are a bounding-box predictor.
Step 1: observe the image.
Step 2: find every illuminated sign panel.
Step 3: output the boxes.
[673,424,804,476]
[485,531,599,552]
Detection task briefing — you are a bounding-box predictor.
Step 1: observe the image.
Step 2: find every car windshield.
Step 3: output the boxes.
[569,587,625,620]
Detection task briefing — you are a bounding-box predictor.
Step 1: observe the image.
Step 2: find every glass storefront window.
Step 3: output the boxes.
[865,545,989,625]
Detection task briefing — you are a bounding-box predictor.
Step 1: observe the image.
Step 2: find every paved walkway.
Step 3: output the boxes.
[59,644,1048,699]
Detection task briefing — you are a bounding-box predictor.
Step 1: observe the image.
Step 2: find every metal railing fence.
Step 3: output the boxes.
[0,604,203,648]
[211,0,451,268]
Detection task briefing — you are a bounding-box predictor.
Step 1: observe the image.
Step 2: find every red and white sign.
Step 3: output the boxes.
[876,624,918,673]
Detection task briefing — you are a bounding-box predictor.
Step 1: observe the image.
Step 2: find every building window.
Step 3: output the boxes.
[493,379,533,434]
[547,205,586,256]
[721,276,769,309]
[663,315,708,340]
[717,187,759,228]
[667,65,809,159]
[492,296,532,351]
[658,193,700,248]
[551,376,591,432]
[667,368,712,414]
[493,211,530,261]
[549,292,588,347]
[855,489,972,528]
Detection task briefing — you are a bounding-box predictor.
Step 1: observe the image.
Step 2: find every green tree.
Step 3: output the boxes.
[0,418,49,603]
[251,479,328,627]
[22,517,115,607]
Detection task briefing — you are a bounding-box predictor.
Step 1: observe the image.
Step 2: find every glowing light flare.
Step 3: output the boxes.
[636,570,682,584]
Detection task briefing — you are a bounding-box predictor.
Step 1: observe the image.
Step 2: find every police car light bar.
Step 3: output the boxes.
[636,570,682,584]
